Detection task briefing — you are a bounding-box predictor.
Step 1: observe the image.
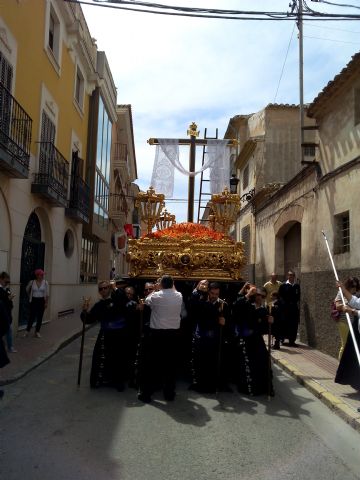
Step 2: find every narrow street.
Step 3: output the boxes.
[0,330,359,480]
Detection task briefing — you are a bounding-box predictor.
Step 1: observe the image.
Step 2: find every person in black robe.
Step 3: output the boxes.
[81,280,129,391]
[232,285,274,396]
[334,282,360,392]
[278,270,300,346]
[190,281,232,393]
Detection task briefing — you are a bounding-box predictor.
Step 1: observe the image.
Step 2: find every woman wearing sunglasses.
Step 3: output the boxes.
[81,280,129,391]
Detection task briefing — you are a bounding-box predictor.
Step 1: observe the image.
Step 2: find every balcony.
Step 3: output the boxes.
[109,191,128,228]
[0,84,32,178]
[31,142,69,207]
[66,175,90,223]
[112,142,130,182]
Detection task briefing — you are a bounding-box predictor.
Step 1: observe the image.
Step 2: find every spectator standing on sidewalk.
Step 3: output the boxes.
[278,270,300,347]
[24,269,49,338]
[334,281,360,392]
[334,277,359,360]
[263,273,282,307]
[0,272,17,352]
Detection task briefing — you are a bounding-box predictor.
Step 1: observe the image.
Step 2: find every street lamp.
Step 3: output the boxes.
[135,186,165,235]
[230,174,240,194]
[210,187,241,234]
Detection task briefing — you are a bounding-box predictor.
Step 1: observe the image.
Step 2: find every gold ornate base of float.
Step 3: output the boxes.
[127,223,246,281]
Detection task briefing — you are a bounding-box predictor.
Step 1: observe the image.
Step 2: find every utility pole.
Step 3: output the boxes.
[297,0,305,164]
[290,0,305,164]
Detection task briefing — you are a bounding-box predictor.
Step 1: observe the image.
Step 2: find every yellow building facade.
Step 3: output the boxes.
[0,0,118,333]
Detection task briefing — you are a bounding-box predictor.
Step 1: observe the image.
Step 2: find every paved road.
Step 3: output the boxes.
[0,329,359,480]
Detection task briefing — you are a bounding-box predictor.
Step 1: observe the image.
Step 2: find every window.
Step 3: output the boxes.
[74,67,84,110]
[94,96,112,228]
[49,13,55,52]
[334,211,350,254]
[303,145,316,157]
[80,237,99,283]
[46,5,61,67]
[242,164,249,190]
[0,52,13,90]
[241,224,251,261]
[64,230,74,258]
[0,52,13,139]
[39,111,56,173]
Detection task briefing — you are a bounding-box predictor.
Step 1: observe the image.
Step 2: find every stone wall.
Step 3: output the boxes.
[300,269,359,358]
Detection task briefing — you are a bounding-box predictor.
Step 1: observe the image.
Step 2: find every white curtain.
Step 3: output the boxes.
[207,139,230,194]
[150,138,230,198]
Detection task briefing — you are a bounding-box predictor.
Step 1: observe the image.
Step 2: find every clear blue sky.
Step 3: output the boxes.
[82,0,360,222]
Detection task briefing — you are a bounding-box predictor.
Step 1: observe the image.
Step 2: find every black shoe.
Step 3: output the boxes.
[138,393,152,404]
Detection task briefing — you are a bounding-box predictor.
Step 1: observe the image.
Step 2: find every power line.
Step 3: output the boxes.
[304,21,360,33]
[274,24,296,103]
[304,34,360,43]
[311,0,360,10]
[65,0,360,20]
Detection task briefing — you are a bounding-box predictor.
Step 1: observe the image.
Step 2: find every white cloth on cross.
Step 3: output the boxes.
[150,138,230,198]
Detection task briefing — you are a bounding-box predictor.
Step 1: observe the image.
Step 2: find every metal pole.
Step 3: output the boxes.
[298,0,305,164]
[77,319,86,386]
[322,231,360,368]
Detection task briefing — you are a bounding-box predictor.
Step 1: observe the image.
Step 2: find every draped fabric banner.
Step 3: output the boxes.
[150,138,230,198]
[207,139,230,194]
[150,140,178,197]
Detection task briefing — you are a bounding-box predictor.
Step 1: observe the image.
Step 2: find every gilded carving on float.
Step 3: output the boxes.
[127,187,246,280]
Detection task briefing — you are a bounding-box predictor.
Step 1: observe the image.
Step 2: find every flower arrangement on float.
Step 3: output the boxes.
[146,222,229,242]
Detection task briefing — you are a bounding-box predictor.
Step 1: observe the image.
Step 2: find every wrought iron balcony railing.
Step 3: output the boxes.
[66,175,90,223]
[0,83,32,178]
[31,142,69,207]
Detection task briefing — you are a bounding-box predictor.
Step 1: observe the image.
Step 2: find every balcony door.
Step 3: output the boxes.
[18,212,45,327]
[39,111,55,173]
[0,52,13,142]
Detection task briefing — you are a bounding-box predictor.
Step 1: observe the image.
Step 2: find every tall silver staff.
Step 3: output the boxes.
[322,231,360,368]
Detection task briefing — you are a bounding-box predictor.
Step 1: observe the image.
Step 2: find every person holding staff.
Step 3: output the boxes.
[334,280,360,391]
[81,280,129,391]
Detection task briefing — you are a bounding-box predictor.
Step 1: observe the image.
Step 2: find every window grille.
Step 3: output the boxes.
[334,211,350,254]
[242,164,249,190]
[80,237,98,283]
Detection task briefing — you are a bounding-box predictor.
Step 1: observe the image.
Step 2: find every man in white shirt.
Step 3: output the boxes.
[138,275,183,403]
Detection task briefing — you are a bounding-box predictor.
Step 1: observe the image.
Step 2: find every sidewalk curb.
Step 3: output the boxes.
[0,325,94,387]
[272,355,360,433]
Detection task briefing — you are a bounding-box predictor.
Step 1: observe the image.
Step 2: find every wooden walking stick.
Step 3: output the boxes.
[267,304,273,401]
[77,296,91,387]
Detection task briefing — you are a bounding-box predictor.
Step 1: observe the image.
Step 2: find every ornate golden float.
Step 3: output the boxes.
[127,187,246,281]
